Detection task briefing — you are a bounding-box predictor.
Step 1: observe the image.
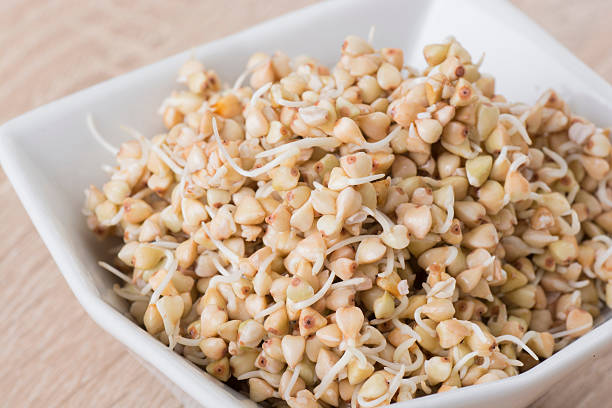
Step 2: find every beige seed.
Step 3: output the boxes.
[565,308,593,338]
[235,196,266,225]
[377,62,402,90]
[282,335,306,368]
[355,237,387,264]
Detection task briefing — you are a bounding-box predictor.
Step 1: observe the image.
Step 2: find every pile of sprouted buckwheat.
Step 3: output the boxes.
[84,32,612,407]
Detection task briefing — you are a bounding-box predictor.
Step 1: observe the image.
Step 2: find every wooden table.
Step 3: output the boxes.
[1,1,610,406]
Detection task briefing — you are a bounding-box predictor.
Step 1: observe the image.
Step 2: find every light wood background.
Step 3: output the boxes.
[1,1,611,406]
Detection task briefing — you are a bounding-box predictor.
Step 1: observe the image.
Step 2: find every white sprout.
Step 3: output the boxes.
[596,174,612,208]
[312,181,325,190]
[184,354,211,366]
[254,181,275,199]
[98,261,131,284]
[256,137,340,158]
[351,384,361,408]
[361,126,403,151]
[208,165,228,185]
[530,181,551,193]
[100,164,115,175]
[508,153,529,174]
[311,254,325,276]
[139,283,152,295]
[177,336,202,347]
[594,234,612,246]
[360,339,387,355]
[392,338,416,363]
[236,370,281,388]
[386,363,406,401]
[283,365,302,402]
[427,278,456,299]
[233,58,267,90]
[558,140,580,155]
[151,144,184,175]
[437,186,455,234]
[258,252,276,276]
[359,329,372,345]
[480,355,491,370]
[568,279,590,289]
[314,349,352,399]
[149,250,178,305]
[319,82,344,100]
[361,206,392,231]
[276,97,309,108]
[208,274,242,289]
[496,145,521,163]
[288,271,336,310]
[396,250,405,269]
[349,346,368,367]
[368,354,404,371]
[399,375,427,395]
[475,52,486,67]
[163,145,186,168]
[458,366,468,380]
[378,248,395,278]
[112,284,150,302]
[583,265,596,279]
[398,280,410,296]
[346,173,386,185]
[471,141,483,154]
[325,235,379,255]
[413,306,437,338]
[517,209,535,219]
[452,351,478,376]
[151,240,180,249]
[346,211,367,225]
[131,187,153,200]
[200,222,240,265]
[369,296,409,325]
[204,205,217,220]
[499,353,524,367]
[250,82,273,107]
[254,301,285,320]
[541,147,568,179]
[358,393,388,408]
[210,255,233,277]
[156,298,180,349]
[213,117,299,178]
[331,278,368,289]
[593,235,612,278]
[392,318,422,342]
[100,207,125,227]
[495,334,539,361]
[367,25,376,44]
[499,113,532,145]
[551,322,592,339]
[596,279,606,302]
[533,269,544,286]
[87,113,119,155]
[463,321,489,344]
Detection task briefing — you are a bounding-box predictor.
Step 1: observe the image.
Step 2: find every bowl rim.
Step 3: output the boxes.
[2,0,612,406]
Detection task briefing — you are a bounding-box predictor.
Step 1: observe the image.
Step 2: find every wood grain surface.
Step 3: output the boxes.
[1,1,611,407]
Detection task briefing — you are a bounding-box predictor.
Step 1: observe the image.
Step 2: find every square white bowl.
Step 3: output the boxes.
[2,0,612,407]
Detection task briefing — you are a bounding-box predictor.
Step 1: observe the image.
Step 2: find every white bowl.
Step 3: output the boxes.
[2,0,612,407]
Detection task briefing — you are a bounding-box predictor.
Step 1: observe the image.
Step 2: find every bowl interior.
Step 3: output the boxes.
[3,0,612,407]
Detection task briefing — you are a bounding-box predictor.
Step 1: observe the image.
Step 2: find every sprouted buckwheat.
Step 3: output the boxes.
[85,33,612,407]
